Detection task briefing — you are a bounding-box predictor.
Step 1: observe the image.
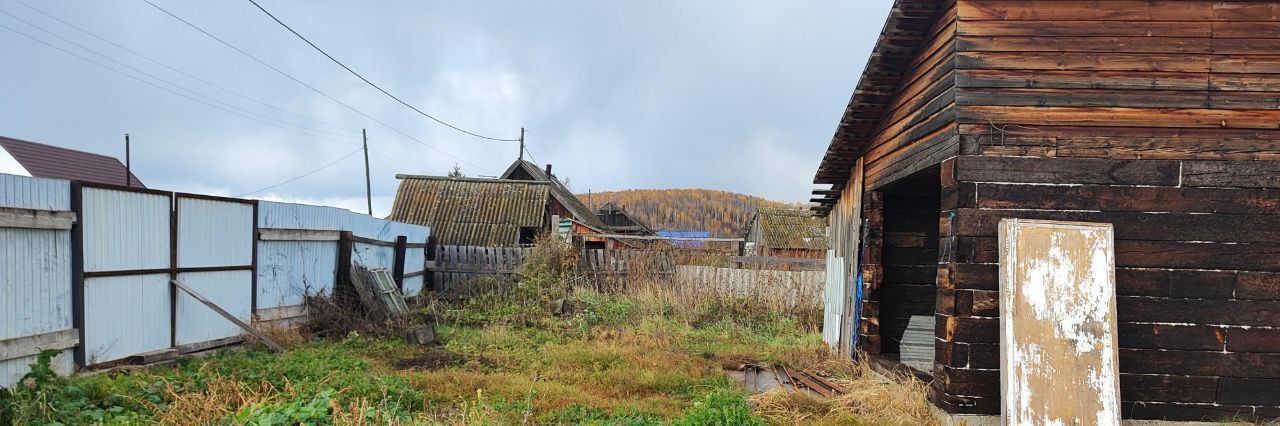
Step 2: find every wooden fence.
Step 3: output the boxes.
[430,245,531,295]
[427,245,823,309]
[575,249,675,290]
[673,265,824,313]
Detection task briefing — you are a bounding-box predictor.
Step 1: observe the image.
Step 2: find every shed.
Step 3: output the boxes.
[387,175,550,246]
[595,202,652,235]
[743,207,827,259]
[0,135,144,187]
[501,160,608,230]
[811,0,1280,422]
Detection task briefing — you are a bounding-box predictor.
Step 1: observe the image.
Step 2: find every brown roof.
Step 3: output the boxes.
[500,160,609,229]
[387,175,551,246]
[0,135,145,187]
[751,207,828,250]
[813,0,948,186]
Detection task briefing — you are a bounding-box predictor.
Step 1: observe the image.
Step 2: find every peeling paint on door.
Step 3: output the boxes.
[999,219,1120,426]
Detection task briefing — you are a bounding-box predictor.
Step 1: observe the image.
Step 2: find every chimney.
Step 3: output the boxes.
[545,164,553,177]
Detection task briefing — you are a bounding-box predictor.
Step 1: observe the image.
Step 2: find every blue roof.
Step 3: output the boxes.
[656,231,710,238]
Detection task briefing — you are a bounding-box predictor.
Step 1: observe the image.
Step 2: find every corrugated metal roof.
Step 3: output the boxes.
[0,136,144,187]
[501,160,607,229]
[754,207,828,250]
[388,175,550,246]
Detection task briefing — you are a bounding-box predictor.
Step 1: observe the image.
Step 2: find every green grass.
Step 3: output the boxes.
[0,287,824,425]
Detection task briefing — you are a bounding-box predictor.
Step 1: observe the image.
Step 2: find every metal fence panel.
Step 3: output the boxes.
[1,229,72,341]
[257,201,427,242]
[1,353,73,389]
[175,270,252,345]
[256,240,337,308]
[176,197,253,268]
[82,274,170,364]
[81,188,170,272]
[0,175,72,387]
[0,174,69,210]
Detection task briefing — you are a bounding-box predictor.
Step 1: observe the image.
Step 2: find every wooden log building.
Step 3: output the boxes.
[811,0,1280,422]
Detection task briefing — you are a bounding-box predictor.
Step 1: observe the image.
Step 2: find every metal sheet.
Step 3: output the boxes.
[175,270,252,345]
[82,274,170,364]
[257,201,428,242]
[822,249,844,348]
[1,228,72,341]
[353,242,394,269]
[81,188,169,272]
[177,197,253,268]
[0,174,69,211]
[999,219,1120,426]
[0,350,73,388]
[256,240,337,308]
[402,276,424,298]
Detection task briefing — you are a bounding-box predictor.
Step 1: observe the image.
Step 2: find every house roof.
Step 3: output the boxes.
[0,135,145,187]
[812,0,948,186]
[500,160,608,229]
[596,202,651,233]
[387,175,551,246]
[752,207,828,250]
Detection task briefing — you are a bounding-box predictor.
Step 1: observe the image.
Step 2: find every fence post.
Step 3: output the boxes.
[335,231,354,301]
[69,181,86,368]
[392,235,407,290]
[425,236,438,292]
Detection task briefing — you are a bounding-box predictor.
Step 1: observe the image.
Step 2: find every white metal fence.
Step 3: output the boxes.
[0,174,428,386]
[0,175,76,386]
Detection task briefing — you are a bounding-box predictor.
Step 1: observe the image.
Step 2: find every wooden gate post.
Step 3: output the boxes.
[392,235,407,290]
[335,231,354,301]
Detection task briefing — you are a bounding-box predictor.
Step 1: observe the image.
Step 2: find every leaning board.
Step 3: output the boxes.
[999,219,1120,426]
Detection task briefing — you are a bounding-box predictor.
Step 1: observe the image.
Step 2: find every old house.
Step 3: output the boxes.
[0,135,144,187]
[743,207,827,259]
[810,0,1280,422]
[387,175,550,246]
[595,202,653,236]
[501,160,607,229]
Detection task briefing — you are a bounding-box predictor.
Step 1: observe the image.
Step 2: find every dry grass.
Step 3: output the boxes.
[749,356,937,426]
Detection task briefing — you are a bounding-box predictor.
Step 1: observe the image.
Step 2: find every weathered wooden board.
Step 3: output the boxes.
[999,219,1120,426]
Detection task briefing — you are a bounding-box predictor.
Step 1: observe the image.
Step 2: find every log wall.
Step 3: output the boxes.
[861,1,959,190]
[928,0,1280,421]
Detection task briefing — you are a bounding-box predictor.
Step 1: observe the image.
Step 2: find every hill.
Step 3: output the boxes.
[578,189,804,238]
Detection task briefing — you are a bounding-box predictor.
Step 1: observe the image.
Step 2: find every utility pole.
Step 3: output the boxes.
[362,129,372,216]
[124,133,131,187]
[518,127,525,161]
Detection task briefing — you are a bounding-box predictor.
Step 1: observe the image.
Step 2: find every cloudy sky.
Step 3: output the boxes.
[0,1,890,216]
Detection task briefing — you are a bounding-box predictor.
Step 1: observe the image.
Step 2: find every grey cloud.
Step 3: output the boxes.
[0,0,891,211]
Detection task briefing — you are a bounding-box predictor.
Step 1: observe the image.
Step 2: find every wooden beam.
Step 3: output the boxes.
[575,233,744,242]
[0,328,79,361]
[257,228,340,242]
[171,279,285,353]
[730,256,827,266]
[0,207,76,230]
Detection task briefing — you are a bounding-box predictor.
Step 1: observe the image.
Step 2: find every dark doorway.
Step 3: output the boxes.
[874,166,941,372]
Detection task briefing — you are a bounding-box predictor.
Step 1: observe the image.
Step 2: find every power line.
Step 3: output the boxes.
[245,0,521,142]
[138,0,494,173]
[12,0,360,135]
[0,7,356,142]
[0,19,352,144]
[236,146,364,197]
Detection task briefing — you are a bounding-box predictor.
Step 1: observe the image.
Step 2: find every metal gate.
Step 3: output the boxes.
[822,249,845,347]
[76,184,173,365]
[74,185,256,365]
[174,194,255,348]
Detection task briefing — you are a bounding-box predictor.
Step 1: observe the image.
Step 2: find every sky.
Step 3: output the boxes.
[0,1,891,216]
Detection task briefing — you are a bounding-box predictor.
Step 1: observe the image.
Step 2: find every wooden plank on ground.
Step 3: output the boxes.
[999,219,1120,425]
